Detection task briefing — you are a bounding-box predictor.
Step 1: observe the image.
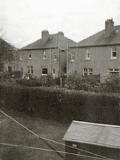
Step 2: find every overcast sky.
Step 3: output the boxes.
[0,0,120,48]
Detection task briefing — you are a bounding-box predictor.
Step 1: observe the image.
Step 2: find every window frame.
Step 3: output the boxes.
[108,68,119,75]
[27,65,33,74]
[70,53,75,62]
[42,68,48,75]
[28,54,32,60]
[111,48,117,59]
[83,68,93,76]
[43,50,47,60]
[85,49,90,60]
[53,53,57,61]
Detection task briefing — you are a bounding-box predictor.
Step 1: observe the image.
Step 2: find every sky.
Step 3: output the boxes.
[0,0,120,48]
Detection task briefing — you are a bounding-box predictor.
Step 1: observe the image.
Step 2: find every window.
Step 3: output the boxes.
[28,54,32,60]
[83,68,93,76]
[53,68,55,74]
[43,50,46,60]
[71,53,75,62]
[85,49,90,60]
[53,53,57,61]
[88,68,93,75]
[8,66,12,72]
[72,144,77,148]
[42,68,48,75]
[19,56,23,61]
[31,66,33,73]
[27,66,33,74]
[83,68,88,76]
[108,68,119,76]
[111,48,117,59]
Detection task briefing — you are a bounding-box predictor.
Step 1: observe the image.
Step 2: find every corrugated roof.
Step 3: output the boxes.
[77,25,120,47]
[21,32,76,50]
[63,121,120,149]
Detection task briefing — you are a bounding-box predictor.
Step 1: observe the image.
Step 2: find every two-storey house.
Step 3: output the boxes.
[68,19,120,82]
[18,31,76,78]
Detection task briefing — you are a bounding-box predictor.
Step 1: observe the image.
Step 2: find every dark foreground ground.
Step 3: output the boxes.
[0,108,68,160]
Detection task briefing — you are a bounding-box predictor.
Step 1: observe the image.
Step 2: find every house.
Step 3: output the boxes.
[0,38,18,73]
[18,31,76,79]
[68,19,120,82]
[63,120,120,160]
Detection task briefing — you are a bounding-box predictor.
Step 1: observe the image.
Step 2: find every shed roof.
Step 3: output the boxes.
[77,25,120,47]
[63,121,120,149]
[20,32,76,50]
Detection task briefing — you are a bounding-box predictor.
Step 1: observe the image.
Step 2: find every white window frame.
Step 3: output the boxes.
[28,54,32,60]
[83,68,88,76]
[88,68,93,75]
[111,48,117,59]
[42,68,48,75]
[19,56,23,61]
[85,49,90,60]
[83,68,93,76]
[108,68,119,74]
[27,65,33,74]
[43,50,47,60]
[71,53,75,62]
[53,53,57,61]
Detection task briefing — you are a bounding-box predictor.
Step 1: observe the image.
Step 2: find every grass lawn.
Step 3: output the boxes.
[0,108,69,160]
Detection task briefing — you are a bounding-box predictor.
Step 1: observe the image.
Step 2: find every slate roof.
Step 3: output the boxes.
[0,38,16,51]
[21,32,76,50]
[63,121,120,149]
[77,25,120,47]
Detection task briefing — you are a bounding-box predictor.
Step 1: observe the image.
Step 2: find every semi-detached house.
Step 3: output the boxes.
[18,30,76,79]
[68,19,120,82]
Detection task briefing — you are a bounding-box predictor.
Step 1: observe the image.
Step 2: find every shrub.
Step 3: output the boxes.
[66,73,100,91]
[103,76,120,93]
[17,74,57,87]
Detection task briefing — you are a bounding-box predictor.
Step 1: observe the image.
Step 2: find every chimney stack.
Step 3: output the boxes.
[41,30,49,41]
[105,19,114,38]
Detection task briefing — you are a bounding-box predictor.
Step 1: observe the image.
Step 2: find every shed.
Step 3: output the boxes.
[63,121,120,160]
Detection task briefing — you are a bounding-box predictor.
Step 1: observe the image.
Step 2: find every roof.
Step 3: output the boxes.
[63,121,120,149]
[77,25,120,47]
[0,38,16,51]
[21,32,76,50]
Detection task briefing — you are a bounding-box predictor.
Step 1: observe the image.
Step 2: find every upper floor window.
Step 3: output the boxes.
[111,48,117,59]
[43,50,47,60]
[28,54,32,60]
[71,53,75,62]
[85,49,90,60]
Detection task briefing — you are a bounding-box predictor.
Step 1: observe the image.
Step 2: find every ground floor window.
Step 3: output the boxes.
[53,68,55,74]
[108,68,119,76]
[27,66,33,74]
[42,68,48,75]
[83,68,93,76]
[8,66,12,72]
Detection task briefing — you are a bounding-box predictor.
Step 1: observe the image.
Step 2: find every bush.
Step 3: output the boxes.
[102,76,120,93]
[66,74,100,91]
[17,74,58,87]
